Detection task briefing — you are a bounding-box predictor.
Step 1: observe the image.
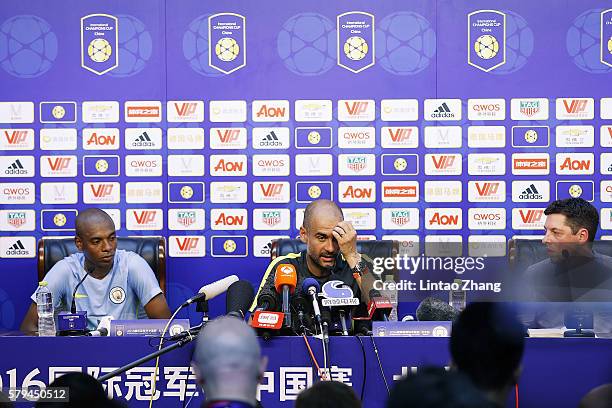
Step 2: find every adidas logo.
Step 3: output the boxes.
[5,159,27,175]
[5,239,29,255]
[518,183,543,200]
[131,131,154,147]
[258,130,282,147]
[431,103,455,119]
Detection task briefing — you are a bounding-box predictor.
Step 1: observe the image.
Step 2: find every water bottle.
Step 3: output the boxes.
[36,281,56,336]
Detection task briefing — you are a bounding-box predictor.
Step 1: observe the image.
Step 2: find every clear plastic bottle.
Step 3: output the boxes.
[35,281,56,336]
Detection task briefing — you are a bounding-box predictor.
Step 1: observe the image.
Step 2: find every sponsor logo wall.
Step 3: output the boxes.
[0,1,610,330]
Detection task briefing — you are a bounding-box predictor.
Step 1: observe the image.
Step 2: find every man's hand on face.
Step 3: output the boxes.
[332,221,360,267]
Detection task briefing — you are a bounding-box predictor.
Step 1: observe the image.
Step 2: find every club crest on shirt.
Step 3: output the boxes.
[169,324,184,336]
[109,286,126,304]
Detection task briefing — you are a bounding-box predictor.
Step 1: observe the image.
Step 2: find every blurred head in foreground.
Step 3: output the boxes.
[192,317,267,407]
[296,380,361,408]
[387,366,494,408]
[450,303,525,407]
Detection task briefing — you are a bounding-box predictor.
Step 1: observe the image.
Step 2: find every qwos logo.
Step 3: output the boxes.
[467,98,505,120]
[125,155,162,177]
[0,183,35,204]
[253,155,290,176]
[468,208,506,230]
[338,127,375,148]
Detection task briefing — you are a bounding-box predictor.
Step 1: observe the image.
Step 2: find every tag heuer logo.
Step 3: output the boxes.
[8,212,26,228]
[347,158,366,172]
[519,101,540,117]
[391,211,410,226]
[177,211,196,227]
[262,212,281,226]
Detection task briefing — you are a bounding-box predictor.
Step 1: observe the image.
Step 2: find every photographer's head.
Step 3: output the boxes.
[542,198,598,260]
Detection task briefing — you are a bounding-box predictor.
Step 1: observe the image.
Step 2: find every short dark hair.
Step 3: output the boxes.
[36,372,125,407]
[544,198,598,242]
[450,303,525,392]
[387,366,494,408]
[296,381,360,408]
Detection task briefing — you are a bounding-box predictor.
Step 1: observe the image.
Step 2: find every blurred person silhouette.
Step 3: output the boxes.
[295,380,360,408]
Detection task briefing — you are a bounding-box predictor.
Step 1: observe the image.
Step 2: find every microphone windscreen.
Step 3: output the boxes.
[226,280,254,317]
[416,297,460,321]
[198,275,239,301]
[274,264,297,293]
[257,291,278,311]
[301,277,320,295]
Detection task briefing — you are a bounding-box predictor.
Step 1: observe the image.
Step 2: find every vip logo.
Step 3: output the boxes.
[468,208,506,230]
[556,153,594,175]
[338,100,375,121]
[83,128,120,150]
[381,181,419,202]
[426,209,462,229]
[41,156,77,177]
[209,127,246,149]
[210,155,247,176]
[295,154,333,176]
[252,100,290,122]
[519,209,543,224]
[167,101,204,122]
[1,129,34,150]
[253,154,290,176]
[339,181,376,203]
[556,98,594,119]
[0,183,35,204]
[84,182,119,204]
[211,209,248,230]
[127,209,163,230]
[216,128,240,143]
[253,182,289,203]
[125,101,162,122]
[169,236,206,257]
[387,127,413,143]
[425,154,462,175]
[468,181,505,202]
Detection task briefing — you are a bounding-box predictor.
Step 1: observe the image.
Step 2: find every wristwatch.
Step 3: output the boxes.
[351,255,368,276]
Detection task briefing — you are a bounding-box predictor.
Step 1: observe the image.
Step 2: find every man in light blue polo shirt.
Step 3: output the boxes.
[20,208,171,332]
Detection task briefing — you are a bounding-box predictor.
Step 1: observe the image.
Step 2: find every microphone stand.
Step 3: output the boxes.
[98,335,196,382]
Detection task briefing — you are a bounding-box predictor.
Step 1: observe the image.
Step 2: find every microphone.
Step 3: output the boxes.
[416,297,460,321]
[86,327,108,337]
[367,289,393,321]
[274,264,297,329]
[71,263,94,314]
[182,275,239,307]
[256,291,279,311]
[302,278,322,325]
[225,280,255,319]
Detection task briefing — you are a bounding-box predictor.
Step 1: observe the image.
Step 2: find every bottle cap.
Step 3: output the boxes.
[38,281,48,287]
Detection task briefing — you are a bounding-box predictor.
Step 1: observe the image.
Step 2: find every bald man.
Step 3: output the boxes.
[250,199,374,334]
[20,208,170,333]
[192,317,267,408]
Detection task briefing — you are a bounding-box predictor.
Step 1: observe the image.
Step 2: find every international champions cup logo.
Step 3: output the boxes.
[337,11,375,73]
[468,10,506,72]
[208,13,246,74]
[81,14,119,75]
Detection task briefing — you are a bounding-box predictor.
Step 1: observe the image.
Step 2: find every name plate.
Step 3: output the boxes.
[373,321,452,337]
[110,319,190,337]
